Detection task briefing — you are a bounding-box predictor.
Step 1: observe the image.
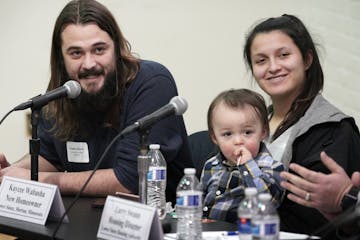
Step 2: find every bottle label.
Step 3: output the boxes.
[147,167,166,181]
[264,223,278,235]
[238,217,252,235]
[252,223,260,236]
[252,222,279,236]
[176,194,201,207]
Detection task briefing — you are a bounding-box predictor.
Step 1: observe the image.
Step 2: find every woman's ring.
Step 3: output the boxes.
[305,192,311,201]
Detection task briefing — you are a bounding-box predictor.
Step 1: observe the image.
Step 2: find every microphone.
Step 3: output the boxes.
[52,96,187,238]
[13,80,81,111]
[121,96,188,135]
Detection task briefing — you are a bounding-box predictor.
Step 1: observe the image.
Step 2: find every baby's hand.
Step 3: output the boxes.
[234,147,252,165]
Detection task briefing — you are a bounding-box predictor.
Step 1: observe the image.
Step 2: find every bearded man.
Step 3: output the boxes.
[0,0,192,205]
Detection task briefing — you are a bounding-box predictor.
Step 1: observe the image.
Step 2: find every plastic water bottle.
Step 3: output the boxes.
[252,193,280,240]
[237,187,258,240]
[176,168,202,240]
[146,144,167,220]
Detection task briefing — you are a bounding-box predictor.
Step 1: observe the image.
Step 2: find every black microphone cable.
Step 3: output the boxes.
[0,108,126,239]
[51,129,128,239]
[1,94,186,239]
[0,109,14,126]
[51,96,188,238]
[305,204,360,240]
[0,84,111,239]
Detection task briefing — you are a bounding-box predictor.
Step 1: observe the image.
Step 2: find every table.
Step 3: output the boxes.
[0,196,238,240]
[162,216,237,233]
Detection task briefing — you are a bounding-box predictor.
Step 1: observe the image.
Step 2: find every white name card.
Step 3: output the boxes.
[97,195,164,240]
[0,176,68,225]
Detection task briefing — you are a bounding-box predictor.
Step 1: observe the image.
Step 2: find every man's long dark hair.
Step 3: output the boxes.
[243,14,324,140]
[43,0,140,140]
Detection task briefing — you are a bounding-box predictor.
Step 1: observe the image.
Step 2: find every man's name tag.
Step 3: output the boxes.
[0,176,68,225]
[66,141,90,163]
[97,195,163,240]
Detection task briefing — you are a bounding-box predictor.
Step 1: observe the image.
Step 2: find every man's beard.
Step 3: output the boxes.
[73,70,118,115]
[70,70,119,139]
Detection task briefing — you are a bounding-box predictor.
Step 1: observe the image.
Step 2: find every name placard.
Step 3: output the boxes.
[0,176,68,225]
[97,195,163,240]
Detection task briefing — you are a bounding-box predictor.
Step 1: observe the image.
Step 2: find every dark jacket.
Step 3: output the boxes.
[273,95,360,239]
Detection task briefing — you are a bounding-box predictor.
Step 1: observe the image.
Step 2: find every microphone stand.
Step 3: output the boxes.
[53,124,152,238]
[30,107,41,181]
[138,128,150,204]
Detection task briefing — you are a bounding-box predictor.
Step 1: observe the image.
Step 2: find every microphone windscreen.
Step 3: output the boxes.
[170,96,188,115]
[65,80,81,99]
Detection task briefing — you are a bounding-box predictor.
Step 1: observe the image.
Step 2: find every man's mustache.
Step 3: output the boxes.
[78,68,105,79]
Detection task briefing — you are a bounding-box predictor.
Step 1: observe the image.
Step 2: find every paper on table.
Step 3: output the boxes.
[164,231,319,240]
[280,231,320,239]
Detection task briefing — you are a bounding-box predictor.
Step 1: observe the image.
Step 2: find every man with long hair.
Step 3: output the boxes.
[0,0,192,204]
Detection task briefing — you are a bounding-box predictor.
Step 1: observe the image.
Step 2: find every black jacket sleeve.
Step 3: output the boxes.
[279,118,360,239]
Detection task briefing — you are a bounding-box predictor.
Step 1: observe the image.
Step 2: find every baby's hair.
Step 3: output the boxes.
[207,88,269,136]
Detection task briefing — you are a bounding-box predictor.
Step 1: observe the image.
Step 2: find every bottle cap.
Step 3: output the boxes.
[149,144,160,150]
[184,168,196,175]
[244,187,257,196]
[258,193,271,201]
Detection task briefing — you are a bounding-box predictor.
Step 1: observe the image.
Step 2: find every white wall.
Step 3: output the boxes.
[1,0,359,162]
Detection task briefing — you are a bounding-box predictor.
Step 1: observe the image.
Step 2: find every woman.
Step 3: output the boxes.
[243,14,360,238]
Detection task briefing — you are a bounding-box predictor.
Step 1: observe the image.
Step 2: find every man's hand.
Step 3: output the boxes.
[280,151,352,220]
[0,166,30,183]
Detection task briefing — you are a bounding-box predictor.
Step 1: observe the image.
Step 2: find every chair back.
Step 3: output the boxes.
[188,130,217,179]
